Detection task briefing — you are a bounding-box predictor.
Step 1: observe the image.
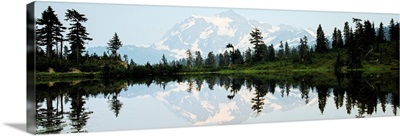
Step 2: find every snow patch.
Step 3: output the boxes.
[171,49,187,59]
[192,15,235,37]
[191,40,202,53]
[180,18,196,30]
[305,28,317,37]
[200,28,214,39]
[268,26,281,33]
[134,44,151,48]
[170,31,180,36]
[194,102,237,126]
[264,36,277,44]
[154,38,170,50]
[201,101,216,112]
[237,34,253,50]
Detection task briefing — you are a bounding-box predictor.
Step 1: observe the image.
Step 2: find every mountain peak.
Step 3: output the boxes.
[217,9,247,21]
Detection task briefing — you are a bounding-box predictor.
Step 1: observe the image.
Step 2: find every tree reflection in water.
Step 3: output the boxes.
[36,71,399,133]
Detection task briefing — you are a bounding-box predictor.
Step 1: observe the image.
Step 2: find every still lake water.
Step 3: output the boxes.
[35,71,399,134]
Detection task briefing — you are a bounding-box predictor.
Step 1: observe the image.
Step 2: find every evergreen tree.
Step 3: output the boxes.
[244,48,252,64]
[363,20,375,50]
[284,41,290,58]
[316,24,327,53]
[186,49,193,67]
[277,41,284,59]
[298,36,309,63]
[161,54,168,66]
[332,27,338,49]
[102,52,108,60]
[377,22,385,43]
[107,32,123,60]
[262,44,269,61]
[122,54,128,63]
[249,27,266,62]
[195,51,203,66]
[389,19,399,42]
[268,44,275,61]
[223,51,230,67]
[389,19,396,42]
[218,53,225,67]
[63,46,69,60]
[226,43,236,65]
[349,18,363,68]
[234,49,244,65]
[36,6,66,59]
[205,52,215,67]
[343,22,351,48]
[291,47,298,58]
[336,29,344,48]
[129,59,136,70]
[65,9,92,62]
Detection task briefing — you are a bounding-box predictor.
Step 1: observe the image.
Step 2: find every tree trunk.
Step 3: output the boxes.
[60,40,63,59]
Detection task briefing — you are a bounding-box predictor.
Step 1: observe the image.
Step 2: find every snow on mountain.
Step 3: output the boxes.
[87,10,317,64]
[119,81,317,126]
[119,79,318,126]
[154,10,316,59]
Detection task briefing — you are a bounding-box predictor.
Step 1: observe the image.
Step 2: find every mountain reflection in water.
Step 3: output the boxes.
[35,71,399,134]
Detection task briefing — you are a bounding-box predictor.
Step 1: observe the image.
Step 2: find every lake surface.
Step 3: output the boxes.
[35,71,399,134]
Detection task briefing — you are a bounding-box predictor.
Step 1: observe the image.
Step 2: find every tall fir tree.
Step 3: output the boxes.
[195,51,203,66]
[389,19,396,42]
[363,20,375,51]
[205,52,215,67]
[349,18,363,68]
[186,49,193,67]
[336,29,344,48]
[343,22,351,48]
[226,43,236,65]
[244,48,252,64]
[298,36,309,63]
[36,6,66,59]
[316,24,327,53]
[249,27,266,62]
[65,9,92,62]
[107,32,123,60]
[223,51,230,67]
[268,44,275,61]
[377,22,385,43]
[234,49,244,65]
[161,54,168,66]
[277,41,284,59]
[218,53,225,67]
[284,41,290,58]
[332,27,338,49]
[389,19,399,42]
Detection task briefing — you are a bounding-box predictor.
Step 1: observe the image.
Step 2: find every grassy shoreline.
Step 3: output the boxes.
[36,65,398,80]
[36,72,101,82]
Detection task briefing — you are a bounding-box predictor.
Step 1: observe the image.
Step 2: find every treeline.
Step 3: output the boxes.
[36,6,399,77]
[179,18,399,71]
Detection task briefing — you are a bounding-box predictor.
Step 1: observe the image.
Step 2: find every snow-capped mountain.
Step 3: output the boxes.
[88,10,317,64]
[154,10,317,59]
[119,81,318,126]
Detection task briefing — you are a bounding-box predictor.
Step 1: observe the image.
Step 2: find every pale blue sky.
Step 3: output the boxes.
[34,1,399,47]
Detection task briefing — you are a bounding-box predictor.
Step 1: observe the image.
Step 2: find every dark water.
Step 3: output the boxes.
[35,71,399,134]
